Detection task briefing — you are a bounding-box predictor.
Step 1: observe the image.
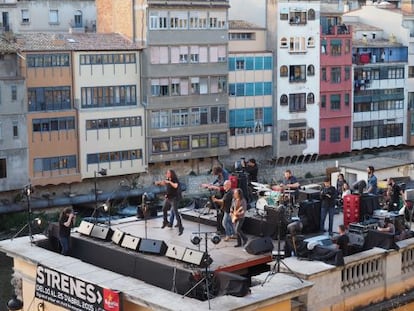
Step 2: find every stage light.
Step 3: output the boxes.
[7,295,23,311]
[211,234,221,245]
[191,235,202,245]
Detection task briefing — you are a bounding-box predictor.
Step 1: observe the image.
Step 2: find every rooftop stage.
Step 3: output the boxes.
[44,207,277,299]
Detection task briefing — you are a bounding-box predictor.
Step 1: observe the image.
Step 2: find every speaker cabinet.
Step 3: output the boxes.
[166,244,187,261]
[121,234,141,251]
[111,229,125,245]
[138,239,167,255]
[216,271,250,297]
[182,248,212,267]
[90,225,113,241]
[244,237,274,255]
[78,221,94,236]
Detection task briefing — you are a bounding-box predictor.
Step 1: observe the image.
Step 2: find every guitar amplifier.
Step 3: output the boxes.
[348,220,378,247]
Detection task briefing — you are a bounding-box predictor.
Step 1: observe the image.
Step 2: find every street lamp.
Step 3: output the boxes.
[93,168,107,223]
[22,184,34,244]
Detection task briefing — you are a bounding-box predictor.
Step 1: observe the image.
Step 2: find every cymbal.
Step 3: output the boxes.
[251,182,269,188]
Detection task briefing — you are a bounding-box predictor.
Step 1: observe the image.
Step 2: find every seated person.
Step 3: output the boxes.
[377,217,395,235]
[332,224,349,256]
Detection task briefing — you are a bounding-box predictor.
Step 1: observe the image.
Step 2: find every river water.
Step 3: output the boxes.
[0,250,12,311]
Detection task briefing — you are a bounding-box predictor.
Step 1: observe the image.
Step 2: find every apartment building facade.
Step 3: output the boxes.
[16,32,144,187]
[319,4,353,156]
[0,0,96,34]
[227,20,273,150]
[267,0,321,163]
[96,0,231,167]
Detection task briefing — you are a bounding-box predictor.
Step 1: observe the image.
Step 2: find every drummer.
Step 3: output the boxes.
[276,169,300,204]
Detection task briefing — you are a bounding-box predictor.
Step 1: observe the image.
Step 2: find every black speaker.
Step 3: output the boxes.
[165,244,186,260]
[182,248,212,267]
[244,236,274,255]
[138,239,167,255]
[216,271,250,297]
[90,225,113,241]
[78,221,94,236]
[121,234,141,251]
[111,229,125,245]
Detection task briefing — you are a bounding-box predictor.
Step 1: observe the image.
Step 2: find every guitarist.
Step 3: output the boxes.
[212,180,235,241]
[231,188,248,247]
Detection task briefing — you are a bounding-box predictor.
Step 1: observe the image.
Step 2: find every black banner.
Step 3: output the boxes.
[35,264,121,311]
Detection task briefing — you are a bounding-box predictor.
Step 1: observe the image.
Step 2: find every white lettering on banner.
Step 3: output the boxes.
[36,265,102,305]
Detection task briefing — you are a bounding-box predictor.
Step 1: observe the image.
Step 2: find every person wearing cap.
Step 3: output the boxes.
[320,177,337,236]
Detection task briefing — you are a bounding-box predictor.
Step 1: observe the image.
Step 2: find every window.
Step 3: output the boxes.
[152,138,170,153]
[171,109,188,127]
[308,9,315,20]
[345,39,351,54]
[307,128,314,139]
[12,121,18,138]
[345,126,349,139]
[189,12,207,29]
[210,106,226,124]
[29,86,71,111]
[307,93,314,104]
[149,12,168,29]
[28,54,70,67]
[289,37,306,53]
[307,37,315,47]
[34,155,77,172]
[150,47,168,64]
[190,107,208,125]
[11,85,17,101]
[171,79,180,96]
[49,9,59,24]
[280,66,288,77]
[409,66,414,78]
[289,129,306,145]
[330,127,341,142]
[21,9,29,23]
[190,77,200,94]
[236,58,245,70]
[280,37,288,48]
[289,65,306,82]
[321,68,326,81]
[280,131,288,141]
[331,67,341,83]
[289,93,306,112]
[330,94,341,110]
[151,110,169,128]
[345,67,351,81]
[280,13,288,21]
[170,11,188,29]
[321,40,327,54]
[321,128,326,141]
[289,12,306,24]
[280,94,288,106]
[210,132,227,147]
[179,46,188,63]
[74,10,83,27]
[321,95,326,108]
[344,93,350,106]
[307,65,315,76]
[81,85,136,108]
[192,134,208,149]
[330,40,342,56]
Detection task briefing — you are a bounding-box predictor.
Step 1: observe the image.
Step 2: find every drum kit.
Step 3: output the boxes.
[251,182,298,220]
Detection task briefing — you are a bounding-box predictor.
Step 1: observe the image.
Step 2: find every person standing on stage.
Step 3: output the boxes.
[155,169,184,236]
[59,207,76,256]
[387,177,401,211]
[231,188,248,247]
[212,180,235,241]
[280,169,300,203]
[201,166,229,193]
[243,158,258,183]
[366,166,378,195]
[320,177,337,236]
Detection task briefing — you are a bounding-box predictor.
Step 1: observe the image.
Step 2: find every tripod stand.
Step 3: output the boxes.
[262,205,303,285]
[182,232,215,310]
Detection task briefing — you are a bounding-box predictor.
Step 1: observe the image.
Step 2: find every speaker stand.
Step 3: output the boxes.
[182,232,214,309]
[261,206,303,286]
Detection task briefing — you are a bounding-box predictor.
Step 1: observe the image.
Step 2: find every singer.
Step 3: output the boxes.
[155,169,184,236]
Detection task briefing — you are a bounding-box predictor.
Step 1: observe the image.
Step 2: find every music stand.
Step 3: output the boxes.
[261,205,303,285]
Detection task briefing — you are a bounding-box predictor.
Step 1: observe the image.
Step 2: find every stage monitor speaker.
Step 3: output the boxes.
[90,225,113,241]
[216,271,250,297]
[111,229,125,245]
[138,238,167,255]
[182,248,212,268]
[244,236,274,255]
[120,234,141,251]
[166,244,187,261]
[78,221,94,236]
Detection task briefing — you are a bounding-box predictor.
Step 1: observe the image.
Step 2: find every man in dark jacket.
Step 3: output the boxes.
[320,177,337,236]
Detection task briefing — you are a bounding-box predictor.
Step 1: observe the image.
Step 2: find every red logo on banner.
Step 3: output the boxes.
[103,288,120,311]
